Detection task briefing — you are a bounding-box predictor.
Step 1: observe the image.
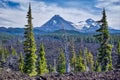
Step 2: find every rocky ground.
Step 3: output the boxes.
[0,68,31,80]
[0,68,120,80]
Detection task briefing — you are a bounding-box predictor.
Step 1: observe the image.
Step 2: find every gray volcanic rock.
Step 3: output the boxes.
[0,68,120,80]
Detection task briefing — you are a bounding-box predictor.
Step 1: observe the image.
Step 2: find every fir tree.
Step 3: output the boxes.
[23,3,37,76]
[75,49,86,72]
[57,48,66,74]
[11,46,17,56]
[83,47,88,71]
[70,40,76,72]
[19,52,24,73]
[4,47,9,59]
[0,47,5,63]
[0,47,9,64]
[116,41,120,68]
[95,9,113,71]
[48,64,54,73]
[86,51,94,71]
[52,59,57,73]
[37,43,48,75]
[94,60,101,72]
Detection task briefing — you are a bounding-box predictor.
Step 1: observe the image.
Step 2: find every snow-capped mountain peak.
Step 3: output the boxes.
[85,18,97,27]
[39,15,78,32]
[71,18,100,32]
[71,21,86,29]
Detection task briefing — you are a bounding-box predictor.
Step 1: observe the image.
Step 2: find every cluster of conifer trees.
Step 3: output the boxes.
[0,4,120,77]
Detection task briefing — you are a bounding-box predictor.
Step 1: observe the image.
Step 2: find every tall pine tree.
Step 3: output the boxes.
[0,46,5,64]
[94,54,101,72]
[37,43,48,75]
[116,41,120,68]
[57,48,66,74]
[75,49,86,72]
[94,60,101,72]
[11,46,17,56]
[23,3,37,76]
[86,51,94,71]
[70,39,76,72]
[19,52,24,73]
[4,47,9,59]
[83,47,88,71]
[95,9,113,71]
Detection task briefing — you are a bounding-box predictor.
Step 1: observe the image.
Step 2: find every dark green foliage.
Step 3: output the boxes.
[83,47,94,71]
[86,51,94,71]
[57,48,66,74]
[53,59,57,73]
[4,48,9,58]
[70,40,76,72]
[37,43,48,75]
[94,54,101,72]
[19,52,24,73]
[95,9,113,71]
[0,47,5,63]
[48,64,54,73]
[23,4,37,76]
[116,41,120,68]
[0,46,9,64]
[75,49,86,72]
[94,60,101,72]
[11,46,17,56]
[83,47,88,70]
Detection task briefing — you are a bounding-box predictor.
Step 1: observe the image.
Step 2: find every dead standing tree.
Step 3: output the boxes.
[60,22,70,73]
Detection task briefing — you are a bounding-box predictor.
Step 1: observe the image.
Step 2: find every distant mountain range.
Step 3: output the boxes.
[72,18,120,33]
[0,15,120,35]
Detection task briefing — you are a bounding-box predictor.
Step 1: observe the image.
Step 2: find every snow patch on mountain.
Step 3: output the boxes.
[71,21,86,29]
[53,20,57,25]
[71,18,101,32]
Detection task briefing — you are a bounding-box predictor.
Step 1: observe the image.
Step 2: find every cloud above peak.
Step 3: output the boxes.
[0,0,120,29]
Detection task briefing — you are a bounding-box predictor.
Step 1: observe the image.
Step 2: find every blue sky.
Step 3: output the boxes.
[0,0,120,29]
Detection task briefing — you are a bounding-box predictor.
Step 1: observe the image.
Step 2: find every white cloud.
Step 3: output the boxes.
[0,0,120,30]
[0,0,100,28]
[95,0,120,29]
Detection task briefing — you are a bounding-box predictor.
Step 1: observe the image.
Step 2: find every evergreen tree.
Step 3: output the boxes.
[53,59,57,73]
[37,43,48,75]
[70,40,76,72]
[0,47,9,64]
[48,64,54,73]
[94,9,113,71]
[4,47,9,59]
[0,47,5,63]
[83,47,88,71]
[75,49,86,72]
[116,41,120,68]
[19,52,24,73]
[57,48,66,74]
[86,51,94,71]
[23,3,37,76]
[11,46,17,56]
[94,60,101,72]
